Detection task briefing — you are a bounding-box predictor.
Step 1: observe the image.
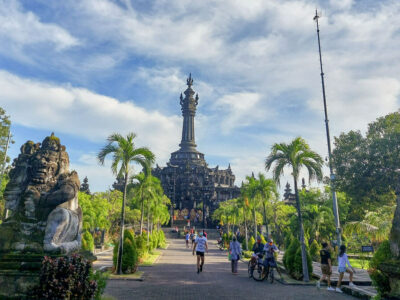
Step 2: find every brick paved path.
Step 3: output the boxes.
[104,239,355,300]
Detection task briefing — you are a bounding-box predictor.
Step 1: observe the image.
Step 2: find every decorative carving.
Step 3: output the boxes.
[0,134,82,254]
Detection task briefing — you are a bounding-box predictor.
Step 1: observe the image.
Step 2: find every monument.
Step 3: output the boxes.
[0,133,82,298]
[153,74,240,227]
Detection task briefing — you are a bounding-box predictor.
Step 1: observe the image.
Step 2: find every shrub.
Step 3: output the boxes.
[31,254,97,299]
[91,271,110,300]
[113,229,139,273]
[284,234,293,251]
[81,231,94,252]
[293,246,313,280]
[249,236,256,250]
[260,234,267,245]
[156,230,166,248]
[135,232,148,259]
[284,238,300,273]
[369,240,391,297]
[309,240,320,262]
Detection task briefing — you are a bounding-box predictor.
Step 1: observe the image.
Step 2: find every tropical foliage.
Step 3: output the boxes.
[265,137,323,282]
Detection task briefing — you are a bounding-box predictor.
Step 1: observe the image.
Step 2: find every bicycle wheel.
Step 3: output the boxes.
[248,260,254,278]
[252,263,267,281]
[269,267,274,283]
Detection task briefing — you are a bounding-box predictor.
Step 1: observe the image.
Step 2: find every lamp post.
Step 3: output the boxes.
[314,10,341,246]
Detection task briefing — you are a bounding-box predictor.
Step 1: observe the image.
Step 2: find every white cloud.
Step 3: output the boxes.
[0,0,79,52]
[0,70,181,163]
[212,92,267,134]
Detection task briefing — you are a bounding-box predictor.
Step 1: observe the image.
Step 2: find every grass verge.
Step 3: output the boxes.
[139,250,162,266]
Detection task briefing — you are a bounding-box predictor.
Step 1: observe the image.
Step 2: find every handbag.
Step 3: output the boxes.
[228,253,232,260]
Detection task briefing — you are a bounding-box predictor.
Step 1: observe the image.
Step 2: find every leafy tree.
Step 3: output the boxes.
[266,137,323,282]
[0,107,13,220]
[98,132,155,275]
[332,112,400,219]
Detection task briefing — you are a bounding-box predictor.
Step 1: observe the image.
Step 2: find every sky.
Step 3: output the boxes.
[1,0,400,194]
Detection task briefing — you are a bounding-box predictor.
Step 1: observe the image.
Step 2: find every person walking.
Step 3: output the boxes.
[185,232,190,248]
[229,236,241,274]
[316,242,335,291]
[192,231,208,274]
[202,229,207,238]
[336,245,356,293]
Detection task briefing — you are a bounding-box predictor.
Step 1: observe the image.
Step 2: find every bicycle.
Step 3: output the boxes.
[252,259,276,283]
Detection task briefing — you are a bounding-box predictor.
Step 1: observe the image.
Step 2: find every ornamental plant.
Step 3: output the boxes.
[31,254,97,299]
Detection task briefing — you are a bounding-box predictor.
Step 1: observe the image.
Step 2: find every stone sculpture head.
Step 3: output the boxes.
[30,133,69,185]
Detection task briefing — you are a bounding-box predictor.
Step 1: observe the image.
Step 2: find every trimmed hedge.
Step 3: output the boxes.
[82,231,94,252]
[113,229,138,274]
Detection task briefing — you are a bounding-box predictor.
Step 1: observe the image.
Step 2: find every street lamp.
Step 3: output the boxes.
[314,9,342,246]
[167,163,179,228]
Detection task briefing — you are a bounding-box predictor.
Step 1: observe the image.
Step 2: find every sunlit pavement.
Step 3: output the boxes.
[104,238,356,300]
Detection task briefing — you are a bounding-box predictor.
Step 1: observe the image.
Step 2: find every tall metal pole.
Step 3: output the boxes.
[314,10,342,246]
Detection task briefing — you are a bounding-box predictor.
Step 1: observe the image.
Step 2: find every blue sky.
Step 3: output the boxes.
[1,0,400,193]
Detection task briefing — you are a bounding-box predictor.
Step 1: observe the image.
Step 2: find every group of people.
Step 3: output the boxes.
[187,229,356,292]
[317,243,356,293]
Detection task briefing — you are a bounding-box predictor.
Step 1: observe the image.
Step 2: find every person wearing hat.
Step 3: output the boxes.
[192,231,208,274]
[263,238,278,275]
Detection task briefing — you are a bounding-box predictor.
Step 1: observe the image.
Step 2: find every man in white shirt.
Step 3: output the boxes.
[192,231,208,274]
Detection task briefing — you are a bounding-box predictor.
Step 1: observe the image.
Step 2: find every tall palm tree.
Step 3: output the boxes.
[98,132,155,275]
[256,173,278,238]
[243,175,261,240]
[265,137,323,282]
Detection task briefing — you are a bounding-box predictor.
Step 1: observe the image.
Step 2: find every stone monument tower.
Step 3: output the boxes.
[153,75,240,228]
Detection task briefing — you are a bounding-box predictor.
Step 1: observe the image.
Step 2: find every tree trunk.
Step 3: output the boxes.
[262,202,269,238]
[147,200,150,244]
[253,207,257,240]
[244,208,249,250]
[140,188,144,234]
[294,177,309,282]
[117,172,128,275]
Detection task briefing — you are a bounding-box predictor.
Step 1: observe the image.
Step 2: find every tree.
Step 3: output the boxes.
[0,107,13,220]
[98,132,155,275]
[242,175,261,240]
[332,112,400,219]
[256,173,278,237]
[265,137,323,282]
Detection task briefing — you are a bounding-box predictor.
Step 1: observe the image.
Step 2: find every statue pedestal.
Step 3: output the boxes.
[0,253,45,299]
[379,260,400,298]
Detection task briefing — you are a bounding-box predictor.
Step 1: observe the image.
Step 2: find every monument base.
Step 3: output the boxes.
[0,251,96,299]
[379,260,400,298]
[0,253,44,299]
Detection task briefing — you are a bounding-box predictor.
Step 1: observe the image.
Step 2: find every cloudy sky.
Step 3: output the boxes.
[1,0,399,193]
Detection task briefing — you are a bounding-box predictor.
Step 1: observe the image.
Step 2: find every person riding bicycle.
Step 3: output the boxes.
[263,238,278,274]
[251,236,264,264]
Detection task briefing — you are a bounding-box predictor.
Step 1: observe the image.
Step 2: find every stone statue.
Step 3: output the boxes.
[0,134,82,254]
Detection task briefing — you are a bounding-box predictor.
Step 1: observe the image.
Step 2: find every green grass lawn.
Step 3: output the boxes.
[348,258,370,270]
[139,250,162,266]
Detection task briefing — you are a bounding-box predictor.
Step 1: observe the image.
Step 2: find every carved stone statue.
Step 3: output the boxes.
[0,134,82,254]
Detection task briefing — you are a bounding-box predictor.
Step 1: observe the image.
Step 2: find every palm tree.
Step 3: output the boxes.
[256,173,278,238]
[243,175,261,240]
[265,137,323,282]
[98,132,155,275]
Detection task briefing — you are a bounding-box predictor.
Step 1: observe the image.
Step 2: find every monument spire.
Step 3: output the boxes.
[179,73,198,152]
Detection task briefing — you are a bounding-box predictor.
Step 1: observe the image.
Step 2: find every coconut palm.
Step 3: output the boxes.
[265,137,323,282]
[256,173,279,238]
[243,175,261,240]
[98,132,155,275]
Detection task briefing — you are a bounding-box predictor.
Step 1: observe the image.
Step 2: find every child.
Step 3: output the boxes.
[336,245,356,293]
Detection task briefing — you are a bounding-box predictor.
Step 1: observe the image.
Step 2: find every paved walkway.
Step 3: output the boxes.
[104,239,356,300]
